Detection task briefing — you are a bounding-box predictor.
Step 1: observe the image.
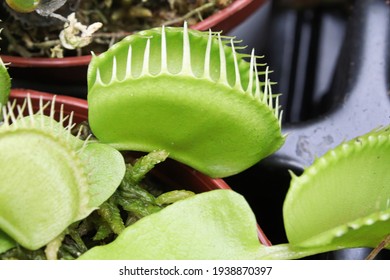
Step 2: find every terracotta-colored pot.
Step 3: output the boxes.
[2,0,267,86]
[9,88,272,246]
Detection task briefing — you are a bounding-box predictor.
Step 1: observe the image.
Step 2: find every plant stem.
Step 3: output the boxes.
[365,234,390,260]
[162,2,215,26]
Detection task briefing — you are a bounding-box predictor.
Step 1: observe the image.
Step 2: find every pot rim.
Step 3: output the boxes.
[2,0,267,68]
[9,88,272,247]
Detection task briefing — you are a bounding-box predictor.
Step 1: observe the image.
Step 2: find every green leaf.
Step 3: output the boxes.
[78,190,263,260]
[283,126,390,250]
[0,230,16,254]
[124,150,169,184]
[0,125,86,250]
[98,197,125,235]
[5,0,40,13]
[0,57,11,108]
[79,142,126,209]
[0,98,125,250]
[87,25,284,178]
[155,190,195,206]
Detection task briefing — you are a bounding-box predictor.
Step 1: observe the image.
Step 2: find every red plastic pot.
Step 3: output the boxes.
[9,88,272,247]
[2,0,267,85]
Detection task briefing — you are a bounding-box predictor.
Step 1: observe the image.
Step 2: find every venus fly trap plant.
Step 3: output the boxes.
[0,24,389,260]
[79,189,263,260]
[77,125,390,260]
[0,96,126,251]
[0,44,127,256]
[87,23,285,178]
[257,126,390,259]
[284,127,390,250]
[82,24,390,259]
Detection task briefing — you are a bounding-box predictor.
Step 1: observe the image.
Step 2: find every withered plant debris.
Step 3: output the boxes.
[0,0,232,58]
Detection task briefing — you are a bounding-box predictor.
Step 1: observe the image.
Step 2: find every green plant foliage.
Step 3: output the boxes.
[0,96,126,250]
[5,0,40,13]
[79,142,127,208]
[78,189,263,260]
[2,21,388,260]
[0,230,15,254]
[284,126,390,250]
[0,57,11,108]
[87,23,284,178]
[256,126,390,259]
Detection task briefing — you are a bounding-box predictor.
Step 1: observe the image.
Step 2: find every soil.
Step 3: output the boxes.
[0,0,232,58]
